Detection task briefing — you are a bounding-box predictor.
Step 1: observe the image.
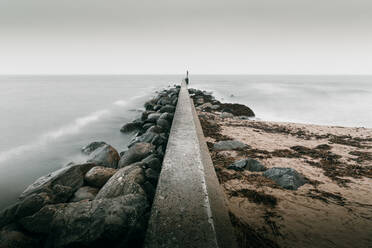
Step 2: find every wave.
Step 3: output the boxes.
[0,92,153,164]
[113,100,128,106]
[0,109,110,163]
[45,110,110,139]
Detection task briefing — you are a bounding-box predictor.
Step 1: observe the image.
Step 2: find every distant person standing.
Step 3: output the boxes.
[185,70,189,85]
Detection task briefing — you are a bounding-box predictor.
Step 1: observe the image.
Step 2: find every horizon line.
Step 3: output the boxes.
[1,73,372,76]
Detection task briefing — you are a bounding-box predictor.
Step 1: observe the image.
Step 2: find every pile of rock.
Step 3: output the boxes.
[0,86,180,248]
[189,88,255,118]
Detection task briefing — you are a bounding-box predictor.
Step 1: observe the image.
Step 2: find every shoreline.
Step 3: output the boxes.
[190,88,372,248]
[0,83,371,247]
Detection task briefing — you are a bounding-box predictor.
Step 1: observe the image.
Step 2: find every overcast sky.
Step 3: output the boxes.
[0,0,371,74]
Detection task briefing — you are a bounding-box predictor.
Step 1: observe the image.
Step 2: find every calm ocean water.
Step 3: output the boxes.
[0,75,371,209]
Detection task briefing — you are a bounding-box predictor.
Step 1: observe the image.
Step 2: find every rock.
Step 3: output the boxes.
[0,193,53,228]
[70,186,99,202]
[141,154,161,171]
[263,167,306,190]
[171,97,178,106]
[142,123,154,131]
[87,144,120,168]
[153,105,162,111]
[220,112,234,119]
[128,131,158,148]
[218,103,255,117]
[0,224,40,248]
[239,116,251,120]
[195,97,204,105]
[157,118,170,131]
[20,194,148,247]
[119,150,127,157]
[146,113,162,123]
[146,125,163,134]
[142,181,156,201]
[159,105,176,113]
[227,159,247,171]
[227,158,266,172]
[144,101,155,110]
[213,140,247,151]
[211,105,220,110]
[199,103,213,109]
[81,141,106,155]
[141,111,155,121]
[159,112,174,122]
[120,120,143,133]
[144,168,159,186]
[150,134,162,146]
[20,163,95,201]
[96,165,146,199]
[157,97,171,106]
[246,158,266,171]
[118,143,155,168]
[156,145,165,157]
[84,166,117,188]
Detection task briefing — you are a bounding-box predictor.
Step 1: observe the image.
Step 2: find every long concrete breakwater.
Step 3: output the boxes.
[0,82,237,248]
[145,81,237,248]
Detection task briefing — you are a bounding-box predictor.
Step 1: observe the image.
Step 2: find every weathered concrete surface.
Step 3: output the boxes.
[145,82,237,248]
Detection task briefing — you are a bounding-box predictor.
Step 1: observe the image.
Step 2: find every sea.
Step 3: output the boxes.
[0,75,371,210]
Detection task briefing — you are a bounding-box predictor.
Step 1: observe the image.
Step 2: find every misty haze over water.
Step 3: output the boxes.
[0,74,371,209]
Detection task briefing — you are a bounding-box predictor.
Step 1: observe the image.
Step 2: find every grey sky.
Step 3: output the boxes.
[0,0,371,74]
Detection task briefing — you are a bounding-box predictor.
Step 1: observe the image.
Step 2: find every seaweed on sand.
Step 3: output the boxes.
[229,212,280,248]
[228,189,278,208]
[199,115,231,142]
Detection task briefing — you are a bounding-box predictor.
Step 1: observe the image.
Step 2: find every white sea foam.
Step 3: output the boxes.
[0,109,110,163]
[113,100,128,106]
[45,110,109,139]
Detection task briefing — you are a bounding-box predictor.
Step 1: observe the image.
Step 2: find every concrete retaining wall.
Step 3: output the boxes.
[144,82,237,248]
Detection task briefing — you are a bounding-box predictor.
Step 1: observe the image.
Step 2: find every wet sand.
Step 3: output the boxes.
[198,111,372,248]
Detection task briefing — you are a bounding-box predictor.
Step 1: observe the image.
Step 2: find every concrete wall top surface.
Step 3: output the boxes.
[144,82,237,248]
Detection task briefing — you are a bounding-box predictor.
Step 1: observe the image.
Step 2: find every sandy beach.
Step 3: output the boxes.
[197,108,372,248]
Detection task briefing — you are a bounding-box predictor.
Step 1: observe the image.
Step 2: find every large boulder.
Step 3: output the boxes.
[213,140,247,151]
[157,119,170,131]
[81,141,106,155]
[20,163,95,201]
[159,105,176,113]
[118,143,155,168]
[0,224,40,248]
[0,193,53,228]
[87,144,120,169]
[227,159,247,171]
[220,112,234,119]
[141,154,162,172]
[84,166,117,188]
[128,131,158,148]
[263,167,306,190]
[120,119,143,133]
[20,194,148,247]
[246,158,266,171]
[141,111,155,121]
[146,113,162,123]
[159,112,174,122]
[157,97,171,106]
[146,125,163,134]
[144,168,159,186]
[70,186,99,202]
[228,158,266,172]
[218,103,255,117]
[95,164,146,200]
